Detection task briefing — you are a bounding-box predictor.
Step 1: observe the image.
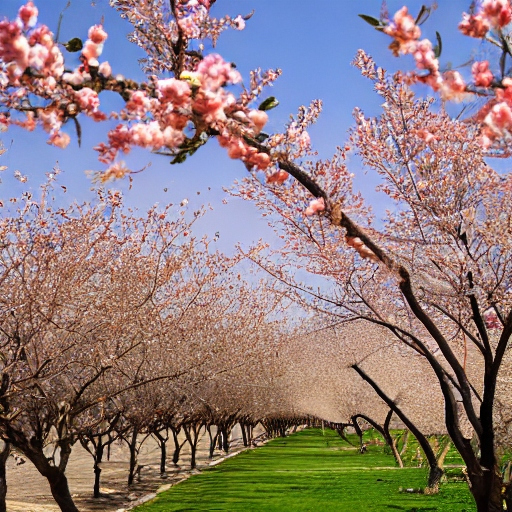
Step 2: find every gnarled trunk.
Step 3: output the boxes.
[22,445,78,512]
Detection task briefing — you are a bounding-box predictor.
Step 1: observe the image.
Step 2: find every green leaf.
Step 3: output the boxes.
[62,37,83,52]
[415,5,431,26]
[258,97,279,111]
[358,14,382,27]
[433,31,442,58]
[255,132,269,142]
[171,152,188,165]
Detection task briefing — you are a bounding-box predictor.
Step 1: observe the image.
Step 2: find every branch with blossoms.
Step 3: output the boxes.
[361,1,512,153]
[0,1,278,182]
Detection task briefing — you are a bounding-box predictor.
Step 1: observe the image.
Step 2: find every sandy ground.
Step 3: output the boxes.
[5,424,265,512]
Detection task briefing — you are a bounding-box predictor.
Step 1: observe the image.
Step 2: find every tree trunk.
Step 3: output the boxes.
[93,443,104,498]
[153,430,168,475]
[436,439,451,469]
[0,442,9,512]
[183,423,202,470]
[170,426,182,465]
[207,425,218,459]
[351,416,364,451]
[221,427,229,453]
[241,423,248,447]
[352,364,443,493]
[468,464,504,512]
[126,428,139,486]
[399,429,410,457]
[24,450,78,512]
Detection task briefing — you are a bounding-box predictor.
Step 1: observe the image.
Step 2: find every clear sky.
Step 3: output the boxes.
[0,1,477,251]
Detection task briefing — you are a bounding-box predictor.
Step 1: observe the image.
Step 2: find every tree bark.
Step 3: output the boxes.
[126,427,139,486]
[352,364,443,493]
[183,423,202,470]
[153,430,168,475]
[207,425,218,458]
[0,441,9,512]
[468,464,504,512]
[352,411,404,468]
[241,423,248,447]
[22,448,79,512]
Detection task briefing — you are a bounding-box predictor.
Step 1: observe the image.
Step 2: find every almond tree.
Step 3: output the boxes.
[3,2,512,510]
[0,175,233,510]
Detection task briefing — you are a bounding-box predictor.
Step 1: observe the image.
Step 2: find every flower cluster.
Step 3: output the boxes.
[383,7,421,54]
[472,60,494,87]
[1,2,274,184]
[0,2,64,82]
[82,24,108,68]
[381,7,471,101]
[96,53,271,170]
[305,197,325,216]
[176,0,211,39]
[459,0,511,36]
[481,79,512,148]
[345,235,379,262]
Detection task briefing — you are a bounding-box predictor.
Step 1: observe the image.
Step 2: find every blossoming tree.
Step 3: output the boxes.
[3,1,512,511]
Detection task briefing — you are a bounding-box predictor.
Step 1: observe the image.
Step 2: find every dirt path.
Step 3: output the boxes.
[6,425,265,511]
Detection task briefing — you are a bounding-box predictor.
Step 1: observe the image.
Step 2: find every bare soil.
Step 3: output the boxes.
[6,424,264,512]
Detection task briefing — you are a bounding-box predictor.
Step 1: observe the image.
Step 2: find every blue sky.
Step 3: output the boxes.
[0,1,479,250]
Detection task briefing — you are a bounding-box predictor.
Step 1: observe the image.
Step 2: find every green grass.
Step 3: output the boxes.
[134,428,475,512]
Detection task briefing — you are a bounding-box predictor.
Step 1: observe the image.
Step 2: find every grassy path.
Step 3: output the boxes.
[134,428,476,511]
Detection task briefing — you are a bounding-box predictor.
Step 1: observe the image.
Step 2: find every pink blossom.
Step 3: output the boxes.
[28,25,53,49]
[416,129,436,143]
[63,70,86,85]
[157,78,191,107]
[246,151,270,170]
[482,0,512,28]
[75,87,101,113]
[166,112,188,131]
[193,89,228,123]
[27,43,48,70]
[88,25,108,44]
[98,61,112,77]
[439,70,467,101]
[472,61,494,87]
[18,2,38,29]
[130,121,164,149]
[459,13,490,37]
[178,15,201,39]
[485,102,512,134]
[196,54,242,90]
[411,39,439,74]
[305,197,325,216]
[0,21,30,77]
[384,7,421,55]
[226,139,247,159]
[48,131,70,149]
[298,131,311,152]
[248,109,268,134]
[46,45,64,77]
[126,90,152,115]
[82,40,103,63]
[267,170,289,185]
[162,126,185,148]
[39,109,62,133]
